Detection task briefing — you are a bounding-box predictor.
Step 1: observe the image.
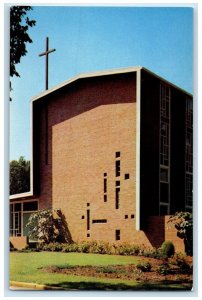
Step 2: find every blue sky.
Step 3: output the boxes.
[9,5,193,161]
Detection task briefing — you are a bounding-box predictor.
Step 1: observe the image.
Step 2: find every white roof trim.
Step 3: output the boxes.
[31,65,192,102]
[9,191,34,200]
[31,66,143,102]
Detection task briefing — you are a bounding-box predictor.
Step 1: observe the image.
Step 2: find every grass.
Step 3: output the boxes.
[10,252,190,291]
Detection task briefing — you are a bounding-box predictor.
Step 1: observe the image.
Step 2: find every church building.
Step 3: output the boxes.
[10,66,193,252]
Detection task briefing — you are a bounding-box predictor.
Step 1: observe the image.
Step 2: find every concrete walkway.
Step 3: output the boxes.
[10,281,63,290]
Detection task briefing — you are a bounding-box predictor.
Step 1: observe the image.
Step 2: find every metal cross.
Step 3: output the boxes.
[38,37,56,90]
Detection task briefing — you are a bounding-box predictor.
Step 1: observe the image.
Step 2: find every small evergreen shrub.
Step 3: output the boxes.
[136,262,152,272]
[157,262,171,275]
[160,241,175,258]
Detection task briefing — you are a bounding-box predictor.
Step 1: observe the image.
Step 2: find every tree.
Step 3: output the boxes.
[10,6,36,90]
[168,212,193,256]
[10,156,30,195]
[26,209,73,244]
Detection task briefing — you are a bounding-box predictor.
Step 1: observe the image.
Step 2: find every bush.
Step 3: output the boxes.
[160,241,175,258]
[157,262,171,275]
[136,262,152,272]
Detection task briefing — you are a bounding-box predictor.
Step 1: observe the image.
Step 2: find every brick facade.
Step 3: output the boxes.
[10,67,192,253]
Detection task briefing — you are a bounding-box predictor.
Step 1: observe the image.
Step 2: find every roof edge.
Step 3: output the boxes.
[31,66,143,102]
[9,191,34,200]
[142,67,192,97]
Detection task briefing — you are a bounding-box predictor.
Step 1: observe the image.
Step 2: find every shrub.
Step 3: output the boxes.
[168,212,193,256]
[160,241,175,258]
[136,262,152,272]
[157,262,171,275]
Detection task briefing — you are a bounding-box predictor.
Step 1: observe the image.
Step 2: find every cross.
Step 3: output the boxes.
[38,37,56,90]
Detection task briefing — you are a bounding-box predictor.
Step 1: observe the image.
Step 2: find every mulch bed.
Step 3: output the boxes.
[41,256,193,286]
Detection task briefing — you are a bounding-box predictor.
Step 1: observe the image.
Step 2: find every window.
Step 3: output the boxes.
[104,172,107,177]
[115,230,120,241]
[87,209,90,230]
[10,201,38,237]
[115,181,120,187]
[185,96,193,210]
[116,152,120,158]
[104,194,107,202]
[92,219,107,224]
[87,233,90,237]
[104,178,107,193]
[23,201,38,211]
[131,214,135,219]
[116,160,120,177]
[159,83,170,215]
[125,173,130,180]
[125,215,128,219]
[81,215,85,219]
[116,187,120,209]
[160,168,169,183]
[87,203,90,207]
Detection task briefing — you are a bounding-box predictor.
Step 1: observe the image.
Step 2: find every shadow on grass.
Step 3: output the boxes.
[45,280,192,291]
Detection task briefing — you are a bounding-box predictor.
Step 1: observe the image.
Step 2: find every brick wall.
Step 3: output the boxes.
[37,73,138,243]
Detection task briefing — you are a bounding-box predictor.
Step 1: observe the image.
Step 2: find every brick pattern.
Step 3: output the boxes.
[37,73,138,243]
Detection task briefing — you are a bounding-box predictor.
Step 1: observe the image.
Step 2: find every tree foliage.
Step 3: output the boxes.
[26,209,73,244]
[10,6,36,79]
[168,212,193,256]
[10,156,30,195]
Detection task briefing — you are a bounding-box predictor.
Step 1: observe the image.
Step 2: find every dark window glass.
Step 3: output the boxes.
[104,172,107,177]
[116,152,120,158]
[125,215,128,219]
[160,182,169,203]
[160,205,169,215]
[87,233,90,237]
[131,214,135,219]
[14,203,21,212]
[87,209,90,230]
[23,201,38,211]
[116,181,120,187]
[115,229,120,241]
[125,174,130,180]
[160,168,168,182]
[104,194,107,202]
[116,160,120,177]
[116,187,120,209]
[104,178,107,193]
[92,219,107,224]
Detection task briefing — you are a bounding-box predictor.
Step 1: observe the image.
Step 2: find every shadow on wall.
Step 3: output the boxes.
[143,216,166,249]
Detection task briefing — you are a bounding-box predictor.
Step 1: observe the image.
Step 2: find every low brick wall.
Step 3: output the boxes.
[10,236,28,250]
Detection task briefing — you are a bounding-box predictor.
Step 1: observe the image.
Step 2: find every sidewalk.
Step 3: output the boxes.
[10,281,63,290]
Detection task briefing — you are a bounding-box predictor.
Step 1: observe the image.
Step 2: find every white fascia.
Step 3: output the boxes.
[135,68,141,231]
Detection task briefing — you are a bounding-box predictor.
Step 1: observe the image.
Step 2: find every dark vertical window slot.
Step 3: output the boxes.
[104,178,107,193]
[87,209,90,230]
[116,160,120,177]
[116,187,120,209]
[115,229,120,241]
[104,194,107,202]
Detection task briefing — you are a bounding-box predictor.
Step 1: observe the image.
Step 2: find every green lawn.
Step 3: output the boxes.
[10,252,189,291]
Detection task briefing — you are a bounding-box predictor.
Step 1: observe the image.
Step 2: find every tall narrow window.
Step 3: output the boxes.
[87,209,90,231]
[116,187,120,209]
[104,178,107,193]
[185,96,193,210]
[159,84,170,215]
[115,230,120,241]
[116,160,120,177]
